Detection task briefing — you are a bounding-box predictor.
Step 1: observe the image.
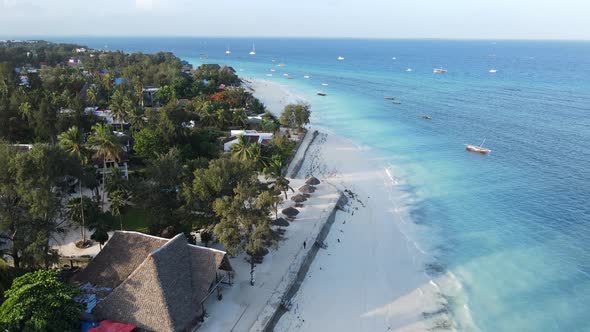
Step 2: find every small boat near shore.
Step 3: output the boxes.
[321,83,329,86]
[392,101,401,105]
[337,56,345,60]
[465,139,491,154]
[317,91,327,96]
[433,68,447,74]
[384,97,395,100]
[489,69,497,73]
[304,75,310,79]
[422,115,432,120]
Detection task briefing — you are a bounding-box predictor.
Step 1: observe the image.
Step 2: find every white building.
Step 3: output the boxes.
[223,130,274,152]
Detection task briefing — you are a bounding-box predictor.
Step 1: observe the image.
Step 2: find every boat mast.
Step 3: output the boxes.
[480,138,486,147]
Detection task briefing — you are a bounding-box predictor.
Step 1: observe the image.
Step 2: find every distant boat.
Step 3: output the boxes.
[266,74,273,77]
[337,56,345,60]
[225,45,231,56]
[422,115,432,120]
[249,44,256,55]
[384,97,395,100]
[465,139,491,154]
[392,57,397,60]
[283,73,289,77]
[392,101,402,105]
[489,69,497,73]
[321,83,329,86]
[270,68,276,72]
[304,75,310,79]
[317,91,327,96]
[277,63,285,67]
[433,68,447,74]
[406,68,413,72]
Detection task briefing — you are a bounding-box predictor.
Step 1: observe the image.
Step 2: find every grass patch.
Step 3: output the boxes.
[121,207,149,233]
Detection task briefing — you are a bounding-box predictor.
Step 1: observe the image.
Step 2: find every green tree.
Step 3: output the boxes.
[65,196,101,248]
[108,189,128,231]
[109,90,134,132]
[87,123,122,209]
[230,135,252,161]
[0,270,83,332]
[213,180,273,286]
[58,126,90,244]
[133,127,166,160]
[279,102,311,132]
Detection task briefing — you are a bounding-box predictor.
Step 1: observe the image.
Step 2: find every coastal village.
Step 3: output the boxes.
[0,40,351,331]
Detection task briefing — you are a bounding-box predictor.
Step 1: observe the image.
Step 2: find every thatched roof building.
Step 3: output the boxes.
[72,231,233,332]
[305,176,320,185]
[291,194,307,203]
[298,184,316,194]
[282,206,300,217]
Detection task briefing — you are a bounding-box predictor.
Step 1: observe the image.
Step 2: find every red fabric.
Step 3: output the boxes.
[88,320,136,332]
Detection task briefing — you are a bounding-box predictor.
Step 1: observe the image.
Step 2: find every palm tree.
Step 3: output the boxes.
[88,123,122,210]
[230,135,252,161]
[263,157,293,200]
[18,101,32,123]
[58,126,90,244]
[231,108,248,127]
[109,90,130,131]
[109,190,127,231]
[86,88,97,107]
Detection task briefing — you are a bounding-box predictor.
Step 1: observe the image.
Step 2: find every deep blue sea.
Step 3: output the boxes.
[51,37,590,331]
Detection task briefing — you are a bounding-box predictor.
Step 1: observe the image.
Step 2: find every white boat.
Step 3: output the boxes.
[406,68,413,72]
[337,56,344,60]
[489,69,497,73]
[433,68,447,74]
[225,45,231,55]
[465,139,491,154]
[270,68,276,72]
[303,75,310,79]
[321,83,329,86]
[283,73,289,77]
[249,44,256,55]
[266,74,273,77]
[392,57,397,60]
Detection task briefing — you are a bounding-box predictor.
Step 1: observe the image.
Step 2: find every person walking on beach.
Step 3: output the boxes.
[303,241,306,249]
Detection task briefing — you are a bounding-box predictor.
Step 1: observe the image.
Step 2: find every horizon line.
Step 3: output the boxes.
[2,35,590,43]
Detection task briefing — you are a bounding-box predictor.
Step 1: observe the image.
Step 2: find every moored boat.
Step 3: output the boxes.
[317,91,327,96]
[433,68,447,74]
[422,115,432,120]
[392,101,401,104]
[384,97,395,100]
[465,139,491,154]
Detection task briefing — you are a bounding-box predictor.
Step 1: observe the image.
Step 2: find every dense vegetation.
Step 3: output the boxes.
[0,40,310,293]
[0,270,82,331]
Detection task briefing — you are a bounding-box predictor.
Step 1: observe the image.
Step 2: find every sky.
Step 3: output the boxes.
[1,0,589,40]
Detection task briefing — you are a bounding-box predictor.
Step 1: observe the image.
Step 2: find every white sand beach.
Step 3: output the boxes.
[246,79,448,331]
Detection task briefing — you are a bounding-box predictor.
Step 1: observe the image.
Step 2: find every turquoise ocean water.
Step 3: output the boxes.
[52,37,590,331]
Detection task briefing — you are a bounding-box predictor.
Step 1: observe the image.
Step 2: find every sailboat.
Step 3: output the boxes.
[337,56,345,60]
[249,44,256,55]
[225,45,231,56]
[465,139,491,154]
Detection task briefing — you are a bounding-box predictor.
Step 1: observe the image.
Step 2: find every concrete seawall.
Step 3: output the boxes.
[249,191,348,332]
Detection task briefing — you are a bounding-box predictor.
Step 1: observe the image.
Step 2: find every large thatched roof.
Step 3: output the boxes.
[298,184,316,194]
[305,176,320,185]
[73,231,232,332]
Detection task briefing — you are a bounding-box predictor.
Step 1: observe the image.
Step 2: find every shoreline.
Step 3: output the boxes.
[246,78,452,331]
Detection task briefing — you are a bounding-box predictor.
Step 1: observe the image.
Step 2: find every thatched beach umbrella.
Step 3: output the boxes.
[298,184,316,194]
[282,206,300,217]
[272,218,290,227]
[306,176,320,185]
[291,194,307,203]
